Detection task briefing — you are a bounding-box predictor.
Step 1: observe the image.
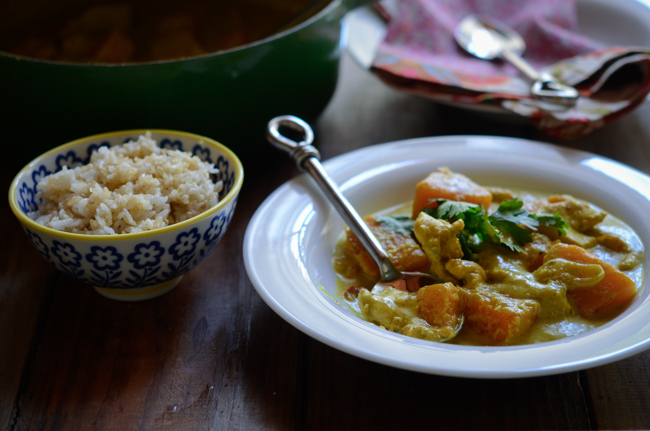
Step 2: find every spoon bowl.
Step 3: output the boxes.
[267,115,435,293]
[454,14,525,60]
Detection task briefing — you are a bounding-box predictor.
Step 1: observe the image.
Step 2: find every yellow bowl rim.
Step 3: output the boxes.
[8,129,244,242]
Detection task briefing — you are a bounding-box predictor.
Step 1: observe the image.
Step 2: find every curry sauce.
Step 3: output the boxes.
[333,168,644,346]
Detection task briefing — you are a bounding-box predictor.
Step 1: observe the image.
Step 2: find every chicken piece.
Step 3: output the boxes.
[559,229,599,249]
[526,194,606,233]
[344,214,429,281]
[358,286,461,342]
[485,187,515,203]
[413,212,465,282]
[619,251,644,271]
[444,258,486,288]
[519,232,555,271]
[477,248,573,321]
[597,233,631,253]
[459,288,541,345]
[533,258,605,289]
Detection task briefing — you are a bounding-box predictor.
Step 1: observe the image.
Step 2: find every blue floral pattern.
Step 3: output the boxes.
[26,231,49,258]
[55,150,85,171]
[128,241,165,269]
[160,138,183,151]
[192,145,212,163]
[124,241,165,286]
[227,196,238,222]
[18,182,36,213]
[86,245,124,286]
[50,240,85,279]
[31,165,51,194]
[163,228,202,280]
[170,228,201,259]
[203,213,227,246]
[51,240,82,267]
[214,155,234,193]
[14,132,240,290]
[202,198,236,255]
[86,246,123,271]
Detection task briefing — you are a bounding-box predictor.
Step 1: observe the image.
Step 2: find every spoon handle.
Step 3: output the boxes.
[501,49,540,81]
[502,49,579,108]
[267,115,401,282]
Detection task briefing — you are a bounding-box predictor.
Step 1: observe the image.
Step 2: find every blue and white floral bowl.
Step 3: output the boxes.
[9,129,244,301]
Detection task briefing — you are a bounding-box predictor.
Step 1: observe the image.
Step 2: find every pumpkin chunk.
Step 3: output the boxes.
[412,167,492,218]
[542,243,637,318]
[417,283,463,331]
[345,214,428,280]
[460,289,540,345]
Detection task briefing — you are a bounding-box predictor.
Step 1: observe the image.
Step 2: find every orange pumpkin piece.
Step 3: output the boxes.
[412,167,492,218]
[460,289,540,345]
[345,215,429,280]
[417,283,463,331]
[543,243,637,318]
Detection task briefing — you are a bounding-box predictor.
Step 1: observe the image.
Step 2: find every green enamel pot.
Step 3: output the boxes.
[0,0,367,162]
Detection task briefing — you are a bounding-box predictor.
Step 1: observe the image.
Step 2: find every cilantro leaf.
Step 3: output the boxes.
[424,201,501,257]
[374,215,414,236]
[533,213,569,236]
[376,198,569,260]
[489,198,536,247]
[434,200,478,220]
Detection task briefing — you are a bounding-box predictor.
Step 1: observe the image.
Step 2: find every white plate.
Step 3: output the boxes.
[343,0,650,112]
[243,135,650,378]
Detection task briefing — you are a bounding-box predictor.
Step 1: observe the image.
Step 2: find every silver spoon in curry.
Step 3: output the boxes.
[267,115,434,293]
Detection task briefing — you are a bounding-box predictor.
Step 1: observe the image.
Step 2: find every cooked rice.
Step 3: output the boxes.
[28,132,223,234]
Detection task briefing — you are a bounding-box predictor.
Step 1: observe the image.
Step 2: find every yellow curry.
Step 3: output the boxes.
[333,168,644,346]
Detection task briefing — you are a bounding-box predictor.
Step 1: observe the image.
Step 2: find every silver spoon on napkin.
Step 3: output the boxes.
[454,14,579,109]
[267,115,435,293]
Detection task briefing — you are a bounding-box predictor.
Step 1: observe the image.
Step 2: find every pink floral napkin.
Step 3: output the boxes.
[371,0,650,139]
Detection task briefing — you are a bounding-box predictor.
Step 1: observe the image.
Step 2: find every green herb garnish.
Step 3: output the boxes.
[374,214,414,236]
[377,198,568,259]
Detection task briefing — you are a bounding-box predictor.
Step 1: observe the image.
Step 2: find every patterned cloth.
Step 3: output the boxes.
[371,0,650,139]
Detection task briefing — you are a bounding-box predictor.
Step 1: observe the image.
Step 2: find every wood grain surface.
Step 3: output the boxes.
[2,53,649,430]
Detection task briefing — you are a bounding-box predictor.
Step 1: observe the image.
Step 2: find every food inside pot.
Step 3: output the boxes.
[333,167,645,346]
[0,0,330,63]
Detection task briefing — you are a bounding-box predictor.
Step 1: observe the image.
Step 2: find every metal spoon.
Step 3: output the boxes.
[454,14,579,109]
[267,115,434,293]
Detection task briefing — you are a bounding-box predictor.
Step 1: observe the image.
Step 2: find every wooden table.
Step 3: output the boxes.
[2,53,650,430]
